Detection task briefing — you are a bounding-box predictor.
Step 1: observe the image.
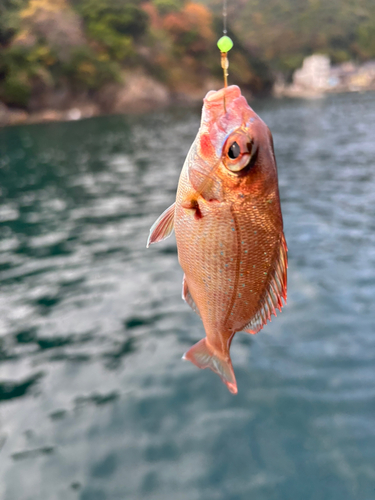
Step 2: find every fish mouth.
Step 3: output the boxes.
[204,85,242,106]
[202,85,249,126]
[200,85,254,158]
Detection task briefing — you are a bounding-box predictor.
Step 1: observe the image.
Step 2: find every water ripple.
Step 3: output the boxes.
[0,95,374,500]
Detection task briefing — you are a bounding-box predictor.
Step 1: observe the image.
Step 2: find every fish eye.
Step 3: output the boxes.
[228,142,240,159]
[223,131,253,172]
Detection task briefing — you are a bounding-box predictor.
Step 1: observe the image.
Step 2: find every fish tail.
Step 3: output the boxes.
[182,338,237,394]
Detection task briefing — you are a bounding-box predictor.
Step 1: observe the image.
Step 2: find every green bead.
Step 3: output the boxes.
[217,36,233,53]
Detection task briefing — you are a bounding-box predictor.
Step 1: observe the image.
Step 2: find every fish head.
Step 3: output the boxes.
[189,85,277,199]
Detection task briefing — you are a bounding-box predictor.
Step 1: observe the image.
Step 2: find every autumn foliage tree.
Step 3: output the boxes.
[2,0,375,109]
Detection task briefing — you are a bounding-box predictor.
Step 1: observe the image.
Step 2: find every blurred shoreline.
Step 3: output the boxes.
[2,77,375,128]
[2,55,375,129]
[0,77,198,128]
[0,73,247,128]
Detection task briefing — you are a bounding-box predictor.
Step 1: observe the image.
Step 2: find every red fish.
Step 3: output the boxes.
[147,85,287,394]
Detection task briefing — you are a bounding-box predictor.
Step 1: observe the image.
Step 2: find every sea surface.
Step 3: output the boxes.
[0,92,374,500]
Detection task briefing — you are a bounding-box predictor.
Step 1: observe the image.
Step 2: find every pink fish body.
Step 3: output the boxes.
[148,85,287,394]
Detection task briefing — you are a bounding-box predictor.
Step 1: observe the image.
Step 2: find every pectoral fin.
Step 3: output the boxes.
[147,203,175,247]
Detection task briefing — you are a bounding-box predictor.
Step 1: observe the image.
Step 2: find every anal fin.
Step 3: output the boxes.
[147,203,175,247]
[182,275,200,317]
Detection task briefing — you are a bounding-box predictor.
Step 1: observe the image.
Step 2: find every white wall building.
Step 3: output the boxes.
[293,54,330,90]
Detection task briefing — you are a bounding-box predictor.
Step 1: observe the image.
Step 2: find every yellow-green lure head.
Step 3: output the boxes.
[217,36,233,53]
[217,36,233,93]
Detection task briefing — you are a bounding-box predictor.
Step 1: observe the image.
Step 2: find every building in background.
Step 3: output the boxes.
[274,54,375,98]
[293,55,330,91]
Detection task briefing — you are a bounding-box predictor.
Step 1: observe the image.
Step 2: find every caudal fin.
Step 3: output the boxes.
[183,338,237,394]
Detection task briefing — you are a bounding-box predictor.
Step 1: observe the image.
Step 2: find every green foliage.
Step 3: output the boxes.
[0,0,27,46]
[0,0,126,107]
[76,0,148,38]
[212,0,375,73]
[2,73,31,107]
[61,46,121,89]
[2,0,375,109]
[73,0,149,61]
[0,45,38,106]
[356,22,375,59]
[87,24,134,61]
[152,0,183,15]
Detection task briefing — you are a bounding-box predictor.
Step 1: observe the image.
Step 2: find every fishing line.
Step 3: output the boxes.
[193,2,234,194]
[223,0,227,35]
[217,0,233,111]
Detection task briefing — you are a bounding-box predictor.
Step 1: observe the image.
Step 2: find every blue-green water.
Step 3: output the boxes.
[0,93,374,500]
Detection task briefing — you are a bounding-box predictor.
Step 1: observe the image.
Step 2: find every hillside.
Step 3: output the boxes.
[1,0,375,119]
[206,0,375,76]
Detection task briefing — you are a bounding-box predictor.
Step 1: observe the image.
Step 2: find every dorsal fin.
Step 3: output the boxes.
[182,275,201,317]
[244,233,287,334]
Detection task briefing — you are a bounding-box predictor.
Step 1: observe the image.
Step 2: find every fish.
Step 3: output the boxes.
[147,85,287,394]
